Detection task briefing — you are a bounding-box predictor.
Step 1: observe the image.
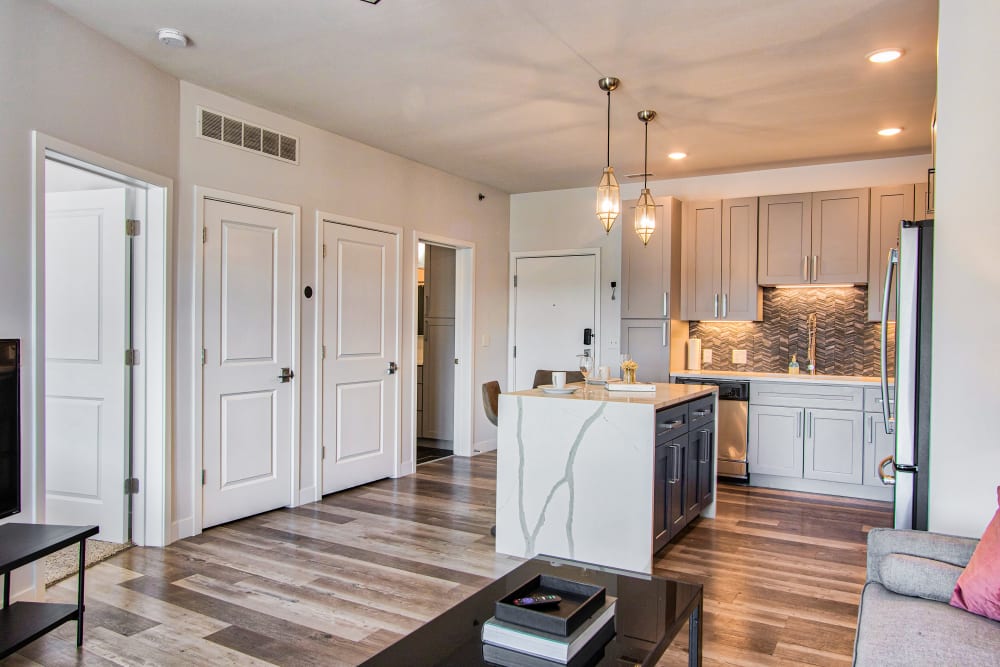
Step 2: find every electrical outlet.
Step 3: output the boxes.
[732,349,748,364]
[702,349,713,364]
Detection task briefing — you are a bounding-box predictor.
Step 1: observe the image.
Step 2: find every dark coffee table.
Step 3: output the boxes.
[361,556,703,667]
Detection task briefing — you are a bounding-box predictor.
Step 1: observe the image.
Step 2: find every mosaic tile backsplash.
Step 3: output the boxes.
[687,286,894,377]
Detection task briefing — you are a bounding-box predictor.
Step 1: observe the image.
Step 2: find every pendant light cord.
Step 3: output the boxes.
[606,90,612,168]
[643,119,649,189]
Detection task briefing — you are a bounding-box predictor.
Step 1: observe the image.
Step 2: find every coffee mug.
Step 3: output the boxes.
[552,371,567,388]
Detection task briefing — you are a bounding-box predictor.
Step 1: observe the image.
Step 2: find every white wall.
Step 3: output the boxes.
[0,1,179,523]
[928,1,1000,537]
[174,83,509,537]
[511,155,931,368]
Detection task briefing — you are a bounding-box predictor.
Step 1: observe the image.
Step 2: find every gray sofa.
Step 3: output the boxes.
[854,527,1000,666]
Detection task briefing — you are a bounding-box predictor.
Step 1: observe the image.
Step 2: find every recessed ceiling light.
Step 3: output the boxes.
[156,28,188,48]
[867,48,904,63]
[667,152,687,160]
[878,127,903,136]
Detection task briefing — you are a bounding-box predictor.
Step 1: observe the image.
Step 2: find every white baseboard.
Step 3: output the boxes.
[297,486,319,506]
[171,516,195,543]
[473,438,497,453]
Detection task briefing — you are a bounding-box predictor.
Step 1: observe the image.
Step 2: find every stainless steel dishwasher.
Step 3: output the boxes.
[674,378,750,481]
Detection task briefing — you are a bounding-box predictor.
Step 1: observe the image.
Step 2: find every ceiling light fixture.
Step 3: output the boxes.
[667,152,687,160]
[634,110,659,246]
[596,77,621,235]
[878,127,903,136]
[867,48,904,63]
[156,28,189,48]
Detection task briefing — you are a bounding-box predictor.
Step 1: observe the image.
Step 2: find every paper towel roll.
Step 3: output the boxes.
[687,339,702,371]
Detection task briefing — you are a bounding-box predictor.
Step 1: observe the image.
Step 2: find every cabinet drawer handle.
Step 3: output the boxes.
[693,409,710,417]
[659,419,683,432]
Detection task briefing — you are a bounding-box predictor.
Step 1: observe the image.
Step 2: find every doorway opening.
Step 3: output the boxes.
[33,135,170,556]
[416,242,455,464]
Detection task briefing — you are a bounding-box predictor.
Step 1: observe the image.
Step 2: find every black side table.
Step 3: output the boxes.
[0,523,99,659]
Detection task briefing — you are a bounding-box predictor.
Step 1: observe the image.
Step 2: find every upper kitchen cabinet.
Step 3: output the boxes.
[915,179,933,219]
[681,198,761,321]
[867,185,914,322]
[621,197,681,319]
[758,189,870,286]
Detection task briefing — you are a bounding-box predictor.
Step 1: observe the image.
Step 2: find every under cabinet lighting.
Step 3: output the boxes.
[775,284,856,289]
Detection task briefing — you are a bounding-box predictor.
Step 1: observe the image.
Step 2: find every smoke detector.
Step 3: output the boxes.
[156,28,189,48]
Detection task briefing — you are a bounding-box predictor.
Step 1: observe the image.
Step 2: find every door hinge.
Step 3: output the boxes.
[124,477,139,494]
[125,219,141,237]
[322,243,327,258]
[513,345,517,358]
[513,275,517,287]
[202,227,208,243]
[322,446,326,460]
[454,358,459,365]
[125,349,140,366]
[201,469,206,486]
[322,344,327,360]
[201,348,207,365]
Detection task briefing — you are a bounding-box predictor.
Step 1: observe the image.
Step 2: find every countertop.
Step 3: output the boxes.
[670,370,886,386]
[507,381,717,410]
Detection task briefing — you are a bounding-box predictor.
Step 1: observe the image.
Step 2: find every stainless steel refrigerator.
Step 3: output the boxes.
[879,219,933,530]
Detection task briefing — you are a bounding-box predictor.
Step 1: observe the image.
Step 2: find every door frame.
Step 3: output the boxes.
[507,248,602,391]
[312,212,403,501]
[192,188,300,534]
[31,132,172,548]
[411,232,475,461]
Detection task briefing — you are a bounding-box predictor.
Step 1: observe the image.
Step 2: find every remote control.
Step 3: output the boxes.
[512,594,562,607]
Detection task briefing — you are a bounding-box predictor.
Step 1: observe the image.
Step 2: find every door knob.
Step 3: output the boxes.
[387,361,398,375]
[278,368,294,383]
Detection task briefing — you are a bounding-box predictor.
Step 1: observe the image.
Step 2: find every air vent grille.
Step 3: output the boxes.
[197,107,299,165]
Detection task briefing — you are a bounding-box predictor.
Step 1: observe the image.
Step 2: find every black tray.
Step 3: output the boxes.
[495,575,605,637]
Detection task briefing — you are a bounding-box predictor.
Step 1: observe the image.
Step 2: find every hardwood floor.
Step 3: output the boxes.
[6,455,891,666]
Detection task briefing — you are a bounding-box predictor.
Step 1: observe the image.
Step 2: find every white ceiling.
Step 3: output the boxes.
[46,0,938,194]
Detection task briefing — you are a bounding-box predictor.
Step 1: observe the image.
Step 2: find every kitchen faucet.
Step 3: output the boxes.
[806,313,817,374]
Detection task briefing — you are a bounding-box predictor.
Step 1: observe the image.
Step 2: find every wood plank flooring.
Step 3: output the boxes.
[5,454,891,666]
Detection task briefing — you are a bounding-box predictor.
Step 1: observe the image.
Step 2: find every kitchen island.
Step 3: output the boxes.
[495,383,718,573]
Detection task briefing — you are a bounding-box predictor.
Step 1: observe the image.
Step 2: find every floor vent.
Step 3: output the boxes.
[197,107,298,165]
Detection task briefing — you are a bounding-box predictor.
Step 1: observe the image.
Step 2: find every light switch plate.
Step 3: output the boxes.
[732,349,747,364]
[703,349,713,364]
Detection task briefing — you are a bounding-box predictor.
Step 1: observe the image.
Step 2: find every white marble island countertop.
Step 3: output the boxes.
[671,370,884,386]
[508,382,717,409]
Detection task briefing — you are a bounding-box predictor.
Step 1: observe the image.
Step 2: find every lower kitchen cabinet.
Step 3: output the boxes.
[691,424,716,509]
[864,413,896,487]
[748,405,803,478]
[804,408,864,484]
[654,421,717,553]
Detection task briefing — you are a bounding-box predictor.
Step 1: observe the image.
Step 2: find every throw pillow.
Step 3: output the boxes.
[950,486,1000,621]
[881,553,964,603]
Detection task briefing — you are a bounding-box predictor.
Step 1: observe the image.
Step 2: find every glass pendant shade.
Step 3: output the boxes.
[596,166,621,234]
[634,187,657,246]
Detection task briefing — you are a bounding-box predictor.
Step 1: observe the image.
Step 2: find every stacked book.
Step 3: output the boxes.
[481,578,616,666]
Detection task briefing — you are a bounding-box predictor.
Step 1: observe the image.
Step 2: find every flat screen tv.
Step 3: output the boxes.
[0,339,20,519]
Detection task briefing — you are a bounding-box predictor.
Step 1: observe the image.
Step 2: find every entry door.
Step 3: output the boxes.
[322,222,398,494]
[202,199,295,528]
[513,254,597,391]
[45,189,129,542]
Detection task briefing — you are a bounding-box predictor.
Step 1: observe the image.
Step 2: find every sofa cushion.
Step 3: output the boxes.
[951,486,1000,622]
[880,553,963,603]
[855,583,1000,667]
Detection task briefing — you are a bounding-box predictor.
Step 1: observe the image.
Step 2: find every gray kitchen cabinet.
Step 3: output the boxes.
[804,408,864,484]
[867,185,914,322]
[915,179,933,219]
[748,404,803,478]
[622,198,673,319]
[422,244,456,439]
[759,188,869,286]
[424,244,455,319]
[681,197,761,321]
[864,413,896,487]
[621,319,671,382]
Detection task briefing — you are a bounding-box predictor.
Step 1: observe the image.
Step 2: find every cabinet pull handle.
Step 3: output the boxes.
[663,292,668,317]
[674,446,682,483]
[811,255,818,282]
[713,293,719,318]
[659,418,683,432]
[693,409,710,417]
[802,256,809,281]
[806,411,812,438]
[662,321,667,347]
[868,415,874,443]
[721,293,728,318]
[797,414,802,438]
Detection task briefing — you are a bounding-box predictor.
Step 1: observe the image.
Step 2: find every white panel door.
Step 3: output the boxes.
[45,188,128,542]
[323,222,398,494]
[513,254,597,391]
[203,199,295,528]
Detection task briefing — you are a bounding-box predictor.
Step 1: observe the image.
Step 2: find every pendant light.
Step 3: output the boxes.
[596,77,621,234]
[634,109,657,246]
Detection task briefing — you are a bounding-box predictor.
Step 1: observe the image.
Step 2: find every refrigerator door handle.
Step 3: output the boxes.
[880,248,898,434]
[878,455,896,486]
